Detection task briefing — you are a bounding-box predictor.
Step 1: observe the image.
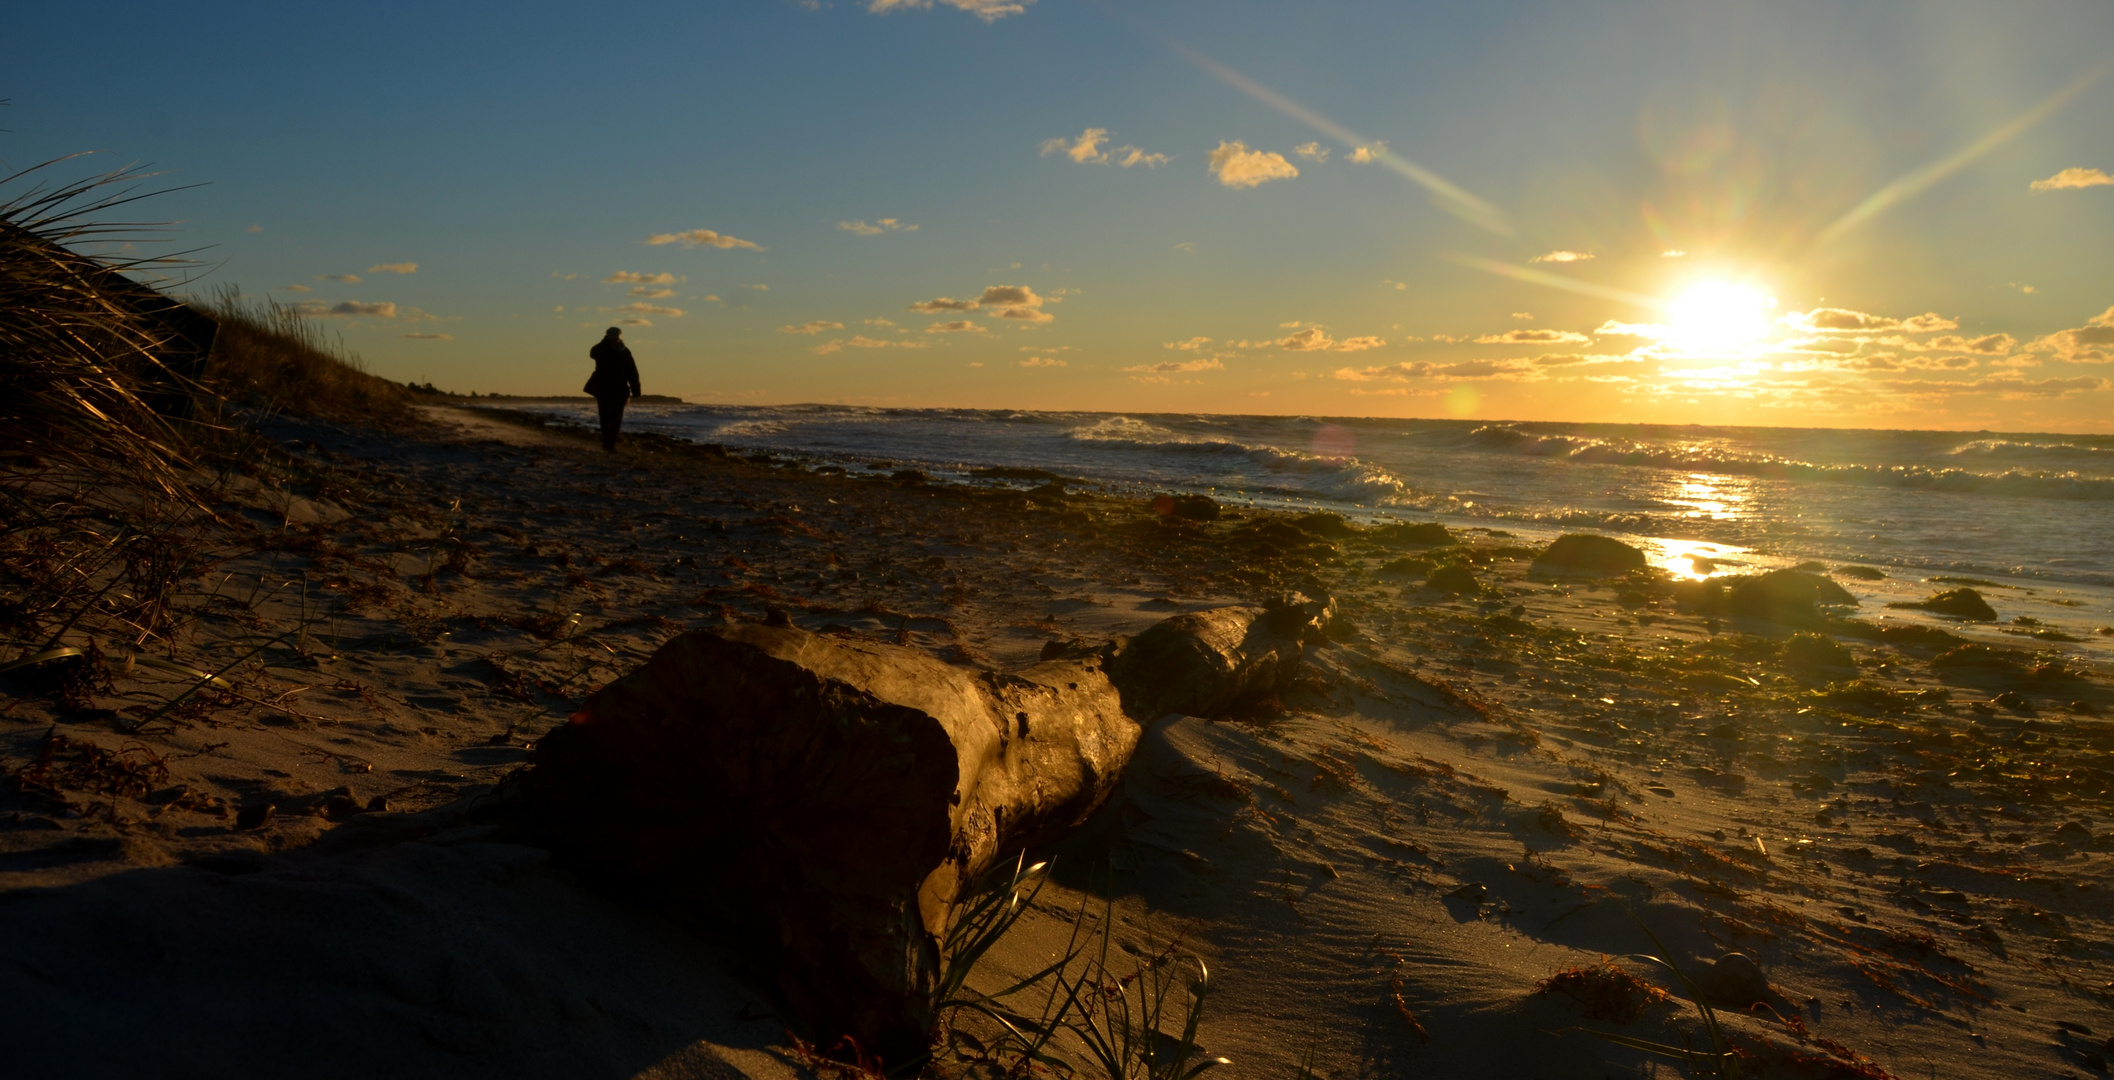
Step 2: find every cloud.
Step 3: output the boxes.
[1889,374,2109,398]
[780,320,844,335]
[1511,312,1534,321]
[813,335,932,355]
[1475,328,1589,344]
[1208,141,1298,188]
[317,274,361,283]
[1593,320,1670,340]
[981,284,1054,322]
[402,333,453,340]
[1382,279,1406,291]
[1018,356,1067,368]
[605,271,679,284]
[1164,337,1213,351]
[295,300,396,318]
[367,262,418,275]
[284,284,313,293]
[1528,250,1593,263]
[1333,359,1535,381]
[1345,142,1385,164]
[1276,326,1384,352]
[1928,333,2016,355]
[909,296,978,313]
[866,318,897,328]
[868,0,1033,22]
[1124,358,1224,374]
[619,317,652,327]
[1530,353,1637,367]
[1173,241,1196,253]
[618,302,685,317]
[906,284,1056,322]
[927,320,986,333]
[1113,146,1170,168]
[627,287,673,299]
[1041,128,1109,164]
[244,224,263,234]
[840,218,918,235]
[1778,308,1957,334]
[2030,167,2113,192]
[2025,304,2114,362]
[1293,142,1329,163]
[645,228,762,250]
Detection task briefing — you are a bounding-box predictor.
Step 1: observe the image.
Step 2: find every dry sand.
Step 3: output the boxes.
[4,404,2111,1079]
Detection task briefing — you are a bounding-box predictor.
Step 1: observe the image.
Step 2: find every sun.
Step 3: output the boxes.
[1668,280,1776,350]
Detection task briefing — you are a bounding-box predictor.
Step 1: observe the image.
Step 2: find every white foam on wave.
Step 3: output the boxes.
[1465,424,2114,500]
[1066,417,1416,504]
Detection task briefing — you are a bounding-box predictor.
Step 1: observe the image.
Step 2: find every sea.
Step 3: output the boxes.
[489,402,2114,655]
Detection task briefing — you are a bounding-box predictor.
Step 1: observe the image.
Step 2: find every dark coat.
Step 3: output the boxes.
[585,338,641,399]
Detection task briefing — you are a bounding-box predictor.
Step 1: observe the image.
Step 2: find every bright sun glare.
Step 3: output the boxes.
[1668,280,1776,350]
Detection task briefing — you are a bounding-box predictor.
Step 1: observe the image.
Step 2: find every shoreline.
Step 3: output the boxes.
[3,405,2111,1078]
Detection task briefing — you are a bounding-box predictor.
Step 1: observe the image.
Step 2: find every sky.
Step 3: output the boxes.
[8,0,2114,431]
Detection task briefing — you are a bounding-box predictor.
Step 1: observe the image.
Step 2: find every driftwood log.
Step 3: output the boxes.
[516,593,1333,1060]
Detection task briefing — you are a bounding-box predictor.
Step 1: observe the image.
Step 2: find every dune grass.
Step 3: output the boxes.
[195,284,413,422]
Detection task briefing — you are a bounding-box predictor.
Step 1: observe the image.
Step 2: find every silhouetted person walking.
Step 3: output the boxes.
[584,327,641,451]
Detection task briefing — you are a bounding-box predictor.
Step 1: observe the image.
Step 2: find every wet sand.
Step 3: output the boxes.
[3,405,2110,1079]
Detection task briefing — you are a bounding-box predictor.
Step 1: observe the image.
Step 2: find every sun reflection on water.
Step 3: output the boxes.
[1656,472,1752,521]
[1649,537,1751,580]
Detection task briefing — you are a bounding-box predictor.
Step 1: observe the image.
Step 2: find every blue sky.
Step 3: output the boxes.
[9,0,2114,429]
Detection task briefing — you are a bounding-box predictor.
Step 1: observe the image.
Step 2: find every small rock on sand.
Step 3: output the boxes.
[1372,521,1452,546]
[1699,952,1770,1006]
[1533,533,1647,574]
[1725,569,1856,625]
[1891,587,1998,621]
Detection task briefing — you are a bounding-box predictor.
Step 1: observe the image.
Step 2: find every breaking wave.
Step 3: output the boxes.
[1465,424,2114,500]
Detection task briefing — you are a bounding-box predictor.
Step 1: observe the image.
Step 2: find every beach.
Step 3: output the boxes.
[4,403,2111,1080]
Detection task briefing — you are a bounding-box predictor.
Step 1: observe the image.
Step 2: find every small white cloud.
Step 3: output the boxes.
[605,271,679,284]
[620,317,652,327]
[1528,250,1593,264]
[368,262,419,275]
[402,332,453,340]
[865,317,897,327]
[840,218,918,235]
[296,300,396,318]
[812,335,932,355]
[2030,167,2113,192]
[1018,356,1067,367]
[284,284,313,293]
[1113,146,1170,168]
[1293,141,1329,163]
[1164,337,1212,351]
[780,320,845,335]
[1928,333,2016,355]
[910,296,979,313]
[1475,328,1588,344]
[1208,141,1298,188]
[1276,326,1383,352]
[1173,241,1197,253]
[618,302,685,317]
[629,287,675,299]
[1382,279,1407,291]
[745,283,770,291]
[928,320,986,333]
[317,273,361,283]
[1778,308,1955,334]
[1593,319,1670,340]
[1124,358,1224,374]
[1511,312,1534,321]
[868,0,1033,22]
[1042,128,1109,164]
[645,228,763,250]
[1346,142,1386,164]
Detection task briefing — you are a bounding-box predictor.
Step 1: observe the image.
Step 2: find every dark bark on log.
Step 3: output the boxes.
[515,597,1329,1061]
